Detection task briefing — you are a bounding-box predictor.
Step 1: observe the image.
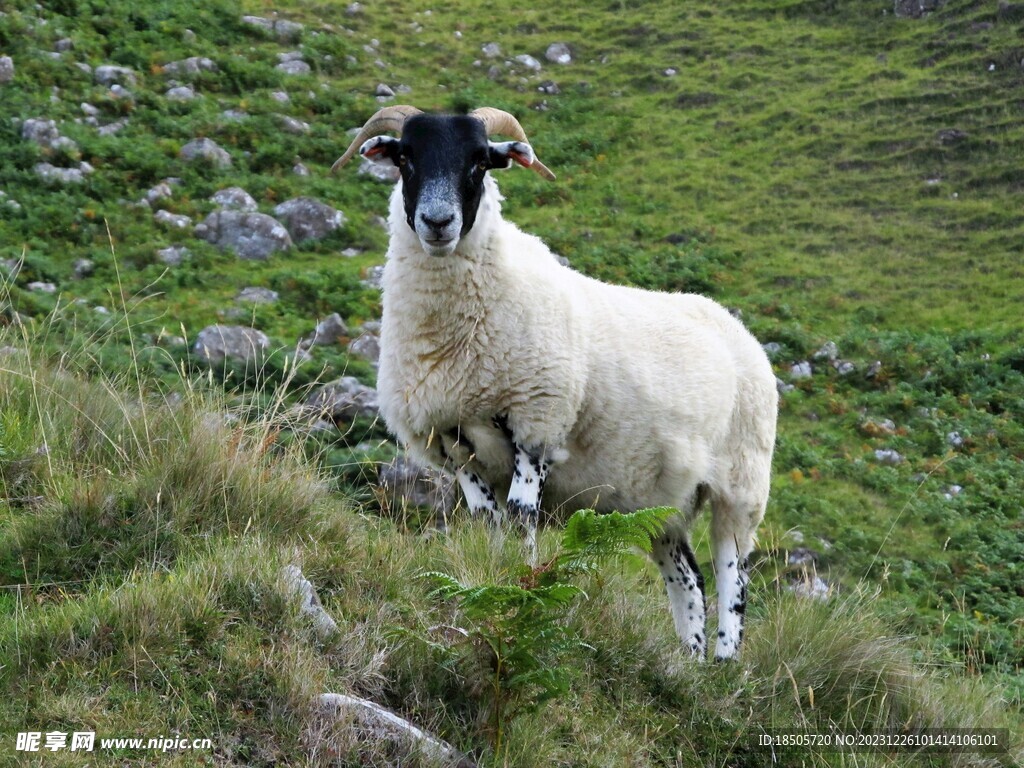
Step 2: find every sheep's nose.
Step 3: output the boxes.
[420,212,455,231]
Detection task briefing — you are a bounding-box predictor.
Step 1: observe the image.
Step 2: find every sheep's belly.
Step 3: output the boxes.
[544,432,712,515]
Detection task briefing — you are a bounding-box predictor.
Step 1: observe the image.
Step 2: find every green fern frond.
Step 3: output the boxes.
[557,506,676,576]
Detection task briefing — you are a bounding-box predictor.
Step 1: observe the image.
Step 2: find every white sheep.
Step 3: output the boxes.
[333,106,778,660]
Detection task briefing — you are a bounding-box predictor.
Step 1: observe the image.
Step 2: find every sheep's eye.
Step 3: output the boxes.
[398,154,408,167]
[476,160,489,173]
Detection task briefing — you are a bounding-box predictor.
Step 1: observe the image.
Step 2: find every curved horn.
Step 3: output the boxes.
[331,105,423,174]
[469,107,556,181]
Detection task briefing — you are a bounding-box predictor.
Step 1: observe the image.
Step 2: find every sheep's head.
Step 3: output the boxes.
[332,106,555,257]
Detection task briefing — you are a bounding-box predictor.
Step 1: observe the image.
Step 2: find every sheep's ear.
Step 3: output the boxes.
[359,136,402,166]
[488,140,536,172]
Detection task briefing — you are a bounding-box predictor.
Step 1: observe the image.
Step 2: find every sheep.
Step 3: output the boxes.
[332,106,778,661]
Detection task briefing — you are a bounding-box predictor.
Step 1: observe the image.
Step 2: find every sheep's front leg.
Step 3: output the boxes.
[506,444,551,567]
[455,468,500,526]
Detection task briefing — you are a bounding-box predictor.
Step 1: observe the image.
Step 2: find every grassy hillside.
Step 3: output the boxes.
[1,0,1022,764]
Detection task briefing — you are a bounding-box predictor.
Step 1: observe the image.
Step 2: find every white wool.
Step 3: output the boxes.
[377,175,777,516]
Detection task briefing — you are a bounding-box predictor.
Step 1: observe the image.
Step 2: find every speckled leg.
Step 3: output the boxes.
[651,530,707,659]
[506,444,550,567]
[455,468,500,525]
[712,534,751,662]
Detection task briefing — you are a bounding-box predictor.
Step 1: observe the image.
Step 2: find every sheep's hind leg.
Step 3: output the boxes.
[651,521,707,659]
[506,444,551,567]
[711,518,755,662]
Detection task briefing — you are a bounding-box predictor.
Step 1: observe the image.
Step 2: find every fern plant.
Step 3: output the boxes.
[422,506,675,754]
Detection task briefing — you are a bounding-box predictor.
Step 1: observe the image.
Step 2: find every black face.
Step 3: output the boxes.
[369,115,519,256]
[401,115,491,236]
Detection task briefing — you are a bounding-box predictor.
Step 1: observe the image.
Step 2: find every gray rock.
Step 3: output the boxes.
[834,360,856,376]
[108,84,134,101]
[0,56,14,84]
[362,264,386,289]
[81,102,100,117]
[775,376,795,395]
[788,547,818,568]
[97,119,128,136]
[789,575,831,601]
[145,182,174,205]
[272,197,346,242]
[893,0,941,17]
[538,80,560,95]
[482,42,502,58]
[813,341,839,361]
[311,313,349,345]
[874,448,904,466]
[271,90,291,104]
[94,65,136,87]
[279,115,310,134]
[27,281,57,294]
[348,333,380,365]
[221,109,249,122]
[242,15,304,42]
[375,82,395,98]
[73,258,95,278]
[0,258,22,277]
[937,128,968,145]
[378,455,456,518]
[865,360,883,379]
[281,565,340,640]
[0,191,21,212]
[34,162,92,184]
[946,431,965,448]
[236,286,279,304]
[162,56,217,76]
[943,484,963,500]
[195,211,292,260]
[166,85,196,101]
[21,118,77,152]
[293,162,310,176]
[358,157,400,183]
[762,341,783,359]
[306,376,379,421]
[345,2,364,15]
[193,324,270,366]
[789,361,813,379]
[157,246,190,266]
[860,417,896,436]
[211,186,258,212]
[277,51,305,63]
[514,54,542,72]
[179,138,232,168]
[154,210,192,229]
[54,38,74,53]
[276,60,311,75]
[545,43,572,65]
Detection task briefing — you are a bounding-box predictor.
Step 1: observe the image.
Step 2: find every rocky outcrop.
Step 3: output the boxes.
[272,198,346,242]
[179,138,232,168]
[193,324,270,366]
[195,211,292,260]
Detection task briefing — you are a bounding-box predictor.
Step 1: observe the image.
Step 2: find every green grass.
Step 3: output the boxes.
[0,0,1022,763]
[1,317,1021,766]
